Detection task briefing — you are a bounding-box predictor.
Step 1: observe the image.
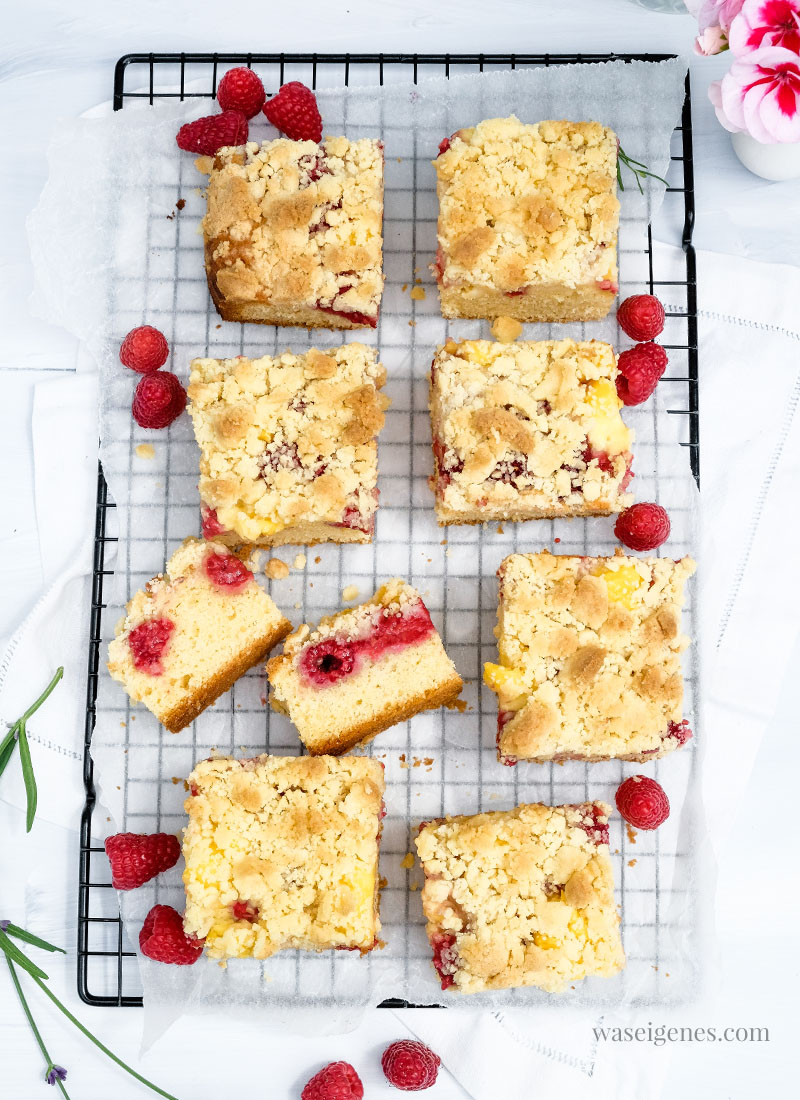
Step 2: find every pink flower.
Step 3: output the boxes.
[684,0,746,53]
[713,46,800,141]
[728,0,800,55]
[695,25,731,53]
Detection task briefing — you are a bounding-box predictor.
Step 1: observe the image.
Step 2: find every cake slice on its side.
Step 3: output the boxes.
[107,538,291,732]
[267,580,463,754]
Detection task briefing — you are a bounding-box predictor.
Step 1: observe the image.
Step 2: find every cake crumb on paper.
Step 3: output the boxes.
[408,320,416,327]
[401,853,415,870]
[265,558,290,580]
[409,881,419,891]
[497,524,504,534]
[194,156,214,174]
[410,286,426,301]
[628,858,637,867]
[135,443,155,460]
[401,283,408,292]
[626,824,638,844]
[447,698,468,713]
[314,555,321,564]
[293,553,307,570]
[342,584,360,601]
[490,315,523,343]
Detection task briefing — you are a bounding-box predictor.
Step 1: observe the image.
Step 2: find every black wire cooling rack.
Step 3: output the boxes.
[78,51,699,1008]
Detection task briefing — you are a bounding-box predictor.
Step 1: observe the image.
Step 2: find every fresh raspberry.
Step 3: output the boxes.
[128,618,175,675]
[614,502,671,552]
[200,504,226,539]
[139,905,204,965]
[300,639,357,685]
[105,832,180,890]
[176,109,248,155]
[615,343,668,406]
[132,372,187,429]
[216,67,266,119]
[263,81,322,142]
[381,1040,441,1091]
[615,775,670,830]
[119,326,169,373]
[204,550,252,590]
[301,1061,363,1100]
[617,294,666,341]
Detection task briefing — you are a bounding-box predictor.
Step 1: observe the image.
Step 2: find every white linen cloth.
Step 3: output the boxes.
[2,245,799,1097]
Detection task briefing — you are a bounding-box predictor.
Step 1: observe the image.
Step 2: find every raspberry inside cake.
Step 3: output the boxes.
[202,137,384,328]
[267,580,463,754]
[107,538,291,732]
[415,802,625,994]
[484,550,696,763]
[187,344,389,547]
[433,117,619,323]
[182,754,385,959]
[429,338,633,524]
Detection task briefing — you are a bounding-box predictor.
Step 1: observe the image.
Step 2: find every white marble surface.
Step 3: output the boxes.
[1,2,799,1096]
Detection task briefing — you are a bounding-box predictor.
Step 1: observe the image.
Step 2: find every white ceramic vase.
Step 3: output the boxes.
[731,131,800,181]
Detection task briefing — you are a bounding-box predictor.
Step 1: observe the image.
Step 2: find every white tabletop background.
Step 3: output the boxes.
[2,2,799,1097]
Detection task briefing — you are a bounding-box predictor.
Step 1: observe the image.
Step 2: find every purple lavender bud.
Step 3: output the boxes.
[45,1065,68,1086]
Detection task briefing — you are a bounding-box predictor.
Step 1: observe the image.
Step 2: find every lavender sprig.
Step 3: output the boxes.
[1,923,177,1100]
[0,666,63,831]
[617,146,669,195]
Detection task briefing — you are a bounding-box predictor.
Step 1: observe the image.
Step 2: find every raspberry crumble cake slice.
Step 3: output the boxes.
[484,550,696,764]
[415,802,624,993]
[182,754,385,959]
[202,137,384,328]
[429,338,633,524]
[267,580,463,754]
[433,117,619,323]
[107,538,291,733]
[187,344,389,547]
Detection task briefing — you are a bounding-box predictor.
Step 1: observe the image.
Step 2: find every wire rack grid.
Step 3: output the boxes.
[79,52,700,1010]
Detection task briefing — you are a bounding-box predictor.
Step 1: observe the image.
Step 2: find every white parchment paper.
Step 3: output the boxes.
[28,59,701,1028]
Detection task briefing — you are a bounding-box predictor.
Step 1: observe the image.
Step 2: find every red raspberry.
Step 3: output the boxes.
[132,372,187,429]
[119,326,169,373]
[615,775,670,830]
[615,343,668,406]
[382,1040,441,1091]
[200,504,227,539]
[104,832,181,890]
[204,550,252,590]
[176,109,248,155]
[300,639,357,685]
[617,294,666,341]
[128,617,175,675]
[139,905,204,965]
[666,718,692,746]
[614,502,671,552]
[216,67,266,119]
[231,900,259,922]
[301,1061,363,1100]
[263,82,322,142]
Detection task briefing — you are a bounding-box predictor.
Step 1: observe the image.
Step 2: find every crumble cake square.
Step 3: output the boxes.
[415,802,625,993]
[267,579,463,755]
[429,338,633,524]
[484,550,696,763]
[107,538,291,733]
[202,137,384,328]
[182,754,385,959]
[432,117,619,323]
[187,344,389,547]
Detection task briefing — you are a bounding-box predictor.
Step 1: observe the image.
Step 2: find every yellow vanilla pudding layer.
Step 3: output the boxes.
[434,118,619,323]
[267,579,463,755]
[187,344,389,547]
[485,550,696,762]
[182,755,385,959]
[429,338,632,524]
[415,802,625,994]
[106,538,290,733]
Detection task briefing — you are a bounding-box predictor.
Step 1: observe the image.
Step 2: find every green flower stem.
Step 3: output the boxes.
[6,958,71,1100]
[0,667,63,831]
[16,667,64,727]
[29,972,178,1100]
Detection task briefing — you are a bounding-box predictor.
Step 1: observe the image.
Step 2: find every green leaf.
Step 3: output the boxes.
[17,727,38,833]
[4,923,65,955]
[0,731,18,779]
[0,930,49,981]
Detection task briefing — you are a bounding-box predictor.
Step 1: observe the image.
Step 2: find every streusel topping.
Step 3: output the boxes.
[431,339,632,513]
[183,754,384,958]
[435,118,619,292]
[204,138,384,319]
[188,345,389,542]
[416,802,624,994]
[486,551,696,760]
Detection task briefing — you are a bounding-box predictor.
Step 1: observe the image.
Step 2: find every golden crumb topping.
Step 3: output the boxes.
[485,551,696,761]
[204,138,384,318]
[430,339,632,519]
[187,345,389,543]
[182,755,385,959]
[435,117,619,291]
[415,802,624,993]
